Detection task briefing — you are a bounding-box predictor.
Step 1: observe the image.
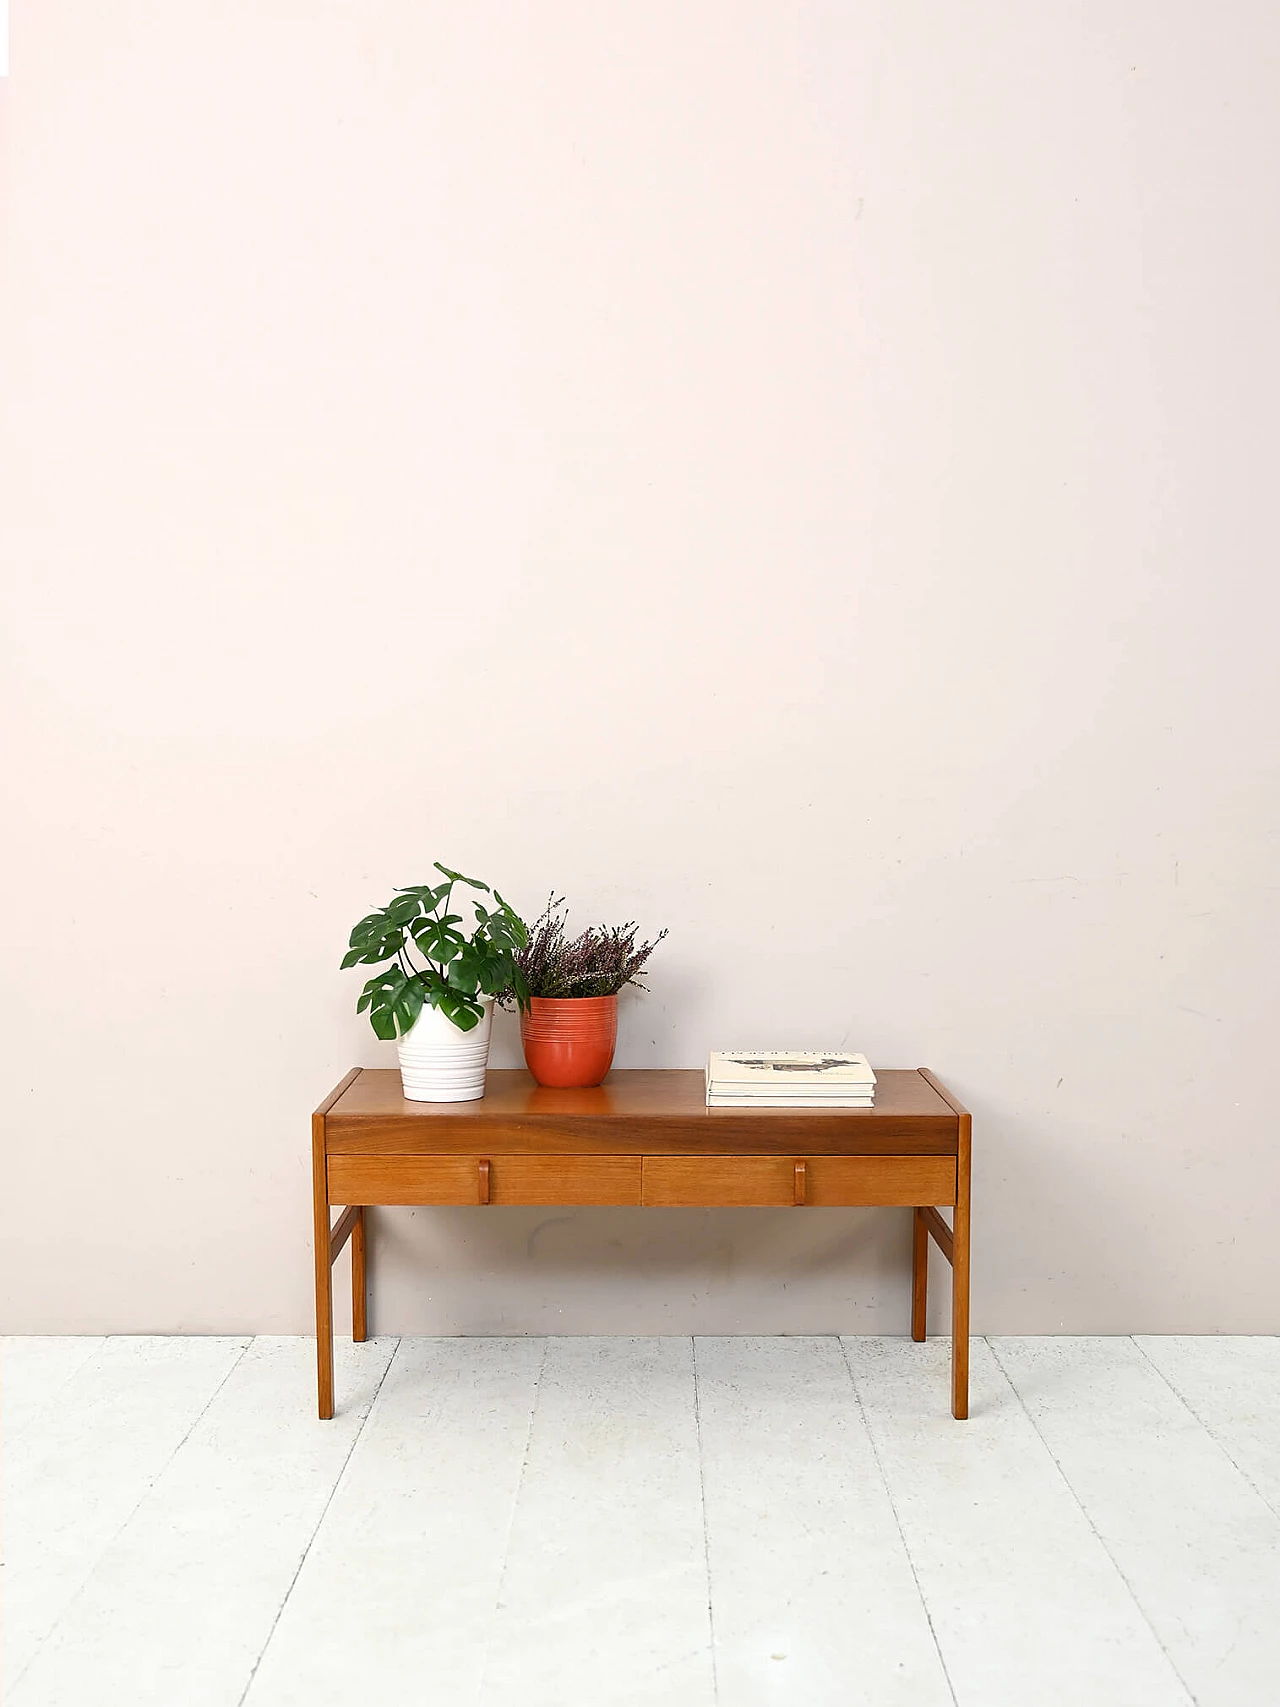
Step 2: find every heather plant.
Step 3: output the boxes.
[512,895,667,1000]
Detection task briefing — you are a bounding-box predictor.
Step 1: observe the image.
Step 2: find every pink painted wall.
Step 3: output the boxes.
[2,3,1278,1332]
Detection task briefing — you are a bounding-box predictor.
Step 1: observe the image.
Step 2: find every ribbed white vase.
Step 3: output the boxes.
[396,996,493,1103]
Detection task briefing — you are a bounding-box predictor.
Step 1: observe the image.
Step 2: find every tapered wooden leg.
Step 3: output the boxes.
[352,1206,367,1343]
[312,1113,334,1420]
[911,1207,928,1341]
[951,1114,972,1420]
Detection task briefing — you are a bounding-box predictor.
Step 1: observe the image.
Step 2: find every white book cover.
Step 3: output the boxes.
[707,1050,876,1086]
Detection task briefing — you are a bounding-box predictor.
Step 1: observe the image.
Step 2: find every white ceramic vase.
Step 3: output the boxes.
[396,996,494,1102]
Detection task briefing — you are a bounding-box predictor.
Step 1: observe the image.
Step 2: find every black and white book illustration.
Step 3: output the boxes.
[708,1050,875,1086]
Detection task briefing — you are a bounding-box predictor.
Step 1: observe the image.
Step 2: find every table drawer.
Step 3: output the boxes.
[642,1157,795,1206]
[489,1156,640,1205]
[805,1156,956,1206]
[641,1155,957,1207]
[328,1154,641,1206]
[328,1155,480,1205]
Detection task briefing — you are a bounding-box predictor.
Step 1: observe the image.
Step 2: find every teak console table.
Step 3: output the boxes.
[312,1067,972,1419]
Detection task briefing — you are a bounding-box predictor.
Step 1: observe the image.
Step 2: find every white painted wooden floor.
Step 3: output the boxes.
[3,1336,1279,1706]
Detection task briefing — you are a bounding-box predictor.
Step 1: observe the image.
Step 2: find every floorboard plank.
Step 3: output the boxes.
[0,1337,107,1442]
[1134,1335,1280,1517]
[696,1335,953,1706]
[478,1336,714,1707]
[843,1336,1190,1707]
[9,1336,395,1707]
[993,1336,1280,1707]
[242,1336,545,1707]
[3,1336,250,1689]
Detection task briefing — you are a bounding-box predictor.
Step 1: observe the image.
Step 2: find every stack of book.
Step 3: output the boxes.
[705,1050,876,1107]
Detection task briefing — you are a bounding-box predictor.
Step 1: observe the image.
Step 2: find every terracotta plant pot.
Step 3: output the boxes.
[520,994,618,1088]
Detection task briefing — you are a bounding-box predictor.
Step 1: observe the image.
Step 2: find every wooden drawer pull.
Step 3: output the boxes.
[478,1158,490,1204]
[794,1159,807,1206]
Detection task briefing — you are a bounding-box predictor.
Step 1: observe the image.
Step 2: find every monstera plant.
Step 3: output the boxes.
[342,863,528,1041]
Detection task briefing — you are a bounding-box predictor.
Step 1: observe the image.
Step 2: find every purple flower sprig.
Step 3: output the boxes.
[510,894,667,1001]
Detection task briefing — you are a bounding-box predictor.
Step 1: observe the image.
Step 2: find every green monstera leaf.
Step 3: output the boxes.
[356,964,425,1041]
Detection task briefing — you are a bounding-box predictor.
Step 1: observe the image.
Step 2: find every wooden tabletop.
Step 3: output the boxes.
[322,1068,961,1156]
